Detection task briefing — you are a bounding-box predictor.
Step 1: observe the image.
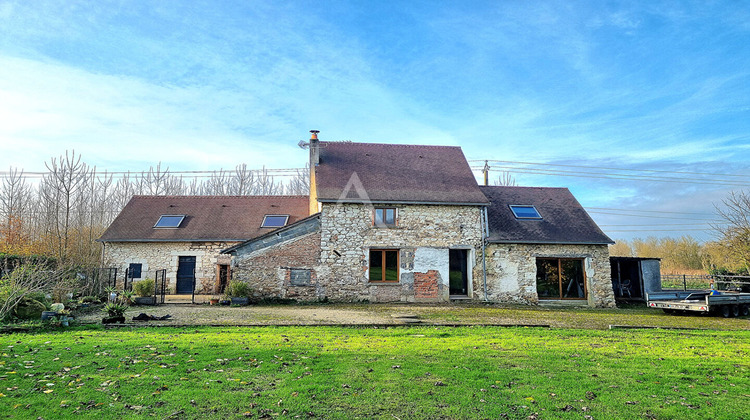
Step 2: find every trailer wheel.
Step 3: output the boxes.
[740,305,749,317]
[721,305,732,318]
[732,305,741,317]
[662,309,675,315]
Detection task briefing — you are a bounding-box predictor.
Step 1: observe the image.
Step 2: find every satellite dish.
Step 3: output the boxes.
[298,140,309,149]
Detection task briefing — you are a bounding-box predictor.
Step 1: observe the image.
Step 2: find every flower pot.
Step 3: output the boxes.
[134,296,156,305]
[210,298,220,305]
[41,311,58,321]
[230,297,249,306]
[102,315,125,324]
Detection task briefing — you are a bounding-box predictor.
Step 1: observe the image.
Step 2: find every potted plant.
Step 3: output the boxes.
[57,309,72,327]
[102,302,127,324]
[133,279,156,305]
[42,302,63,321]
[104,286,118,303]
[119,289,135,306]
[225,281,252,306]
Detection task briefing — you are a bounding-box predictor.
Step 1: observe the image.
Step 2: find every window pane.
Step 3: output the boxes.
[374,209,384,226]
[384,209,395,225]
[510,206,541,219]
[536,259,560,298]
[369,250,383,282]
[262,215,289,227]
[154,215,185,228]
[384,250,398,281]
[561,260,585,298]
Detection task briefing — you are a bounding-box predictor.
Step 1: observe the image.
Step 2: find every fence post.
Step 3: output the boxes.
[683,274,687,291]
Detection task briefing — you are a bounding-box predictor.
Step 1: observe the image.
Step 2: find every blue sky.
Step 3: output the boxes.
[1,1,749,242]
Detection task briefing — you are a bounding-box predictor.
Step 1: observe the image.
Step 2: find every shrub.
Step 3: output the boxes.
[102,302,127,317]
[119,290,135,305]
[14,297,46,320]
[225,281,252,298]
[0,264,58,321]
[132,279,155,297]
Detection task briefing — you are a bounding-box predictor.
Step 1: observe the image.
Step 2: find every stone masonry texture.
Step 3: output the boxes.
[104,241,237,294]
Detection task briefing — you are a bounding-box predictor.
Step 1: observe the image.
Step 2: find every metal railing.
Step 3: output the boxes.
[155,269,167,304]
[662,274,750,291]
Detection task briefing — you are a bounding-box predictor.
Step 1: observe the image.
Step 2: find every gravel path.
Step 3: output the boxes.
[78,304,399,326]
[75,302,750,330]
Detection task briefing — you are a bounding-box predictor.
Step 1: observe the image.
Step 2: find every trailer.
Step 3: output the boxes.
[647,290,750,317]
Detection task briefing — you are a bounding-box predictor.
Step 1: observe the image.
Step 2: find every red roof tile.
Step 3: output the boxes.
[99,195,310,242]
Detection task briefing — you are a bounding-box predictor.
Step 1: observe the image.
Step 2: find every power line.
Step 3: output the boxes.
[472,165,750,187]
[586,207,714,216]
[469,159,750,179]
[0,168,307,179]
[605,229,711,232]
[586,210,721,221]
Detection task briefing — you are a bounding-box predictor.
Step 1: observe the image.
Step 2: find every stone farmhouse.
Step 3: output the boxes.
[100,132,616,307]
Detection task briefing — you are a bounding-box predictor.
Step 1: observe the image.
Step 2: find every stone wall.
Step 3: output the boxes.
[103,241,237,294]
[319,203,483,302]
[483,243,615,307]
[232,232,323,301]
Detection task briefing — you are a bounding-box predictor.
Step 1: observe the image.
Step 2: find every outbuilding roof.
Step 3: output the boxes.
[314,142,489,205]
[481,186,614,245]
[98,195,310,242]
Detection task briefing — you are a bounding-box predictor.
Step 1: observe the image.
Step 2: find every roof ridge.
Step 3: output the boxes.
[480,185,568,190]
[320,141,460,149]
[131,195,310,199]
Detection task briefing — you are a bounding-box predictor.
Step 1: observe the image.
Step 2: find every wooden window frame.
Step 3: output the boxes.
[536,258,587,300]
[369,249,400,283]
[373,207,397,228]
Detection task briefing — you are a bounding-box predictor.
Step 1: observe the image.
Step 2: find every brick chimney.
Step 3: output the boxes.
[309,130,320,167]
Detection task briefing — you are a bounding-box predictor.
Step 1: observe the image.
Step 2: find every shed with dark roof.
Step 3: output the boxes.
[480,186,613,245]
[313,142,489,205]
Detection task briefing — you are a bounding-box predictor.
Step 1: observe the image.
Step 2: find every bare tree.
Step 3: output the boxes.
[0,167,33,253]
[713,190,750,273]
[228,164,256,195]
[286,164,310,195]
[493,171,517,187]
[253,166,282,195]
[40,151,89,262]
[203,169,230,195]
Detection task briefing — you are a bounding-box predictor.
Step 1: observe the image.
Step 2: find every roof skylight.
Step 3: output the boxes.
[509,205,542,219]
[261,215,289,228]
[154,215,186,228]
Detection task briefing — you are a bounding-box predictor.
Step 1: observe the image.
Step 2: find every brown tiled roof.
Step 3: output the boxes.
[480,186,614,245]
[99,195,310,242]
[314,142,489,205]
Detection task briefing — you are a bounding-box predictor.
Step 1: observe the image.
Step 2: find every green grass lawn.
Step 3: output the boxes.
[1,326,749,419]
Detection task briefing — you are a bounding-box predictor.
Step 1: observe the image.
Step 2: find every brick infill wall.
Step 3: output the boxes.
[414,270,439,299]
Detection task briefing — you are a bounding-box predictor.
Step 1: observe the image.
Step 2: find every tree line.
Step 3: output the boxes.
[0,151,309,267]
[610,189,750,276]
